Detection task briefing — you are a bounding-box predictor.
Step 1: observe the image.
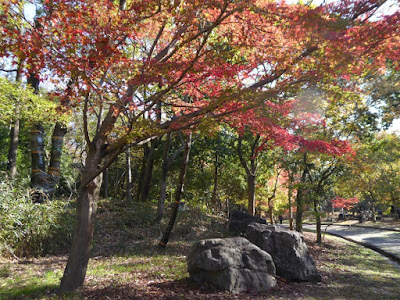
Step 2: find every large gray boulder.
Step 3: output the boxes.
[187,237,277,293]
[228,210,267,234]
[246,223,321,282]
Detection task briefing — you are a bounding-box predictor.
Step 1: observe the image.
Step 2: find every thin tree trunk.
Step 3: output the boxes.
[156,133,171,223]
[136,144,149,201]
[59,146,104,292]
[140,139,157,202]
[211,153,221,212]
[159,132,192,247]
[7,65,22,178]
[7,119,20,178]
[126,148,132,202]
[247,174,256,216]
[314,198,322,243]
[295,154,309,232]
[288,171,294,230]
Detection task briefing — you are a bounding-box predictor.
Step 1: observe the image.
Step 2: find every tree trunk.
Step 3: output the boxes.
[247,174,256,216]
[7,119,20,178]
[295,154,309,232]
[47,122,67,198]
[295,193,303,233]
[30,124,49,202]
[159,132,192,247]
[140,139,157,202]
[211,153,221,212]
[237,135,259,217]
[268,201,274,225]
[59,147,103,292]
[136,144,149,201]
[314,198,322,243]
[288,171,294,230]
[31,123,67,201]
[126,148,132,202]
[7,65,22,178]
[156,133,171,223]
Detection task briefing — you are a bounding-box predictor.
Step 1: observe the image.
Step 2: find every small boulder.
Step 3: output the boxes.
[187,237,276,293]
[246,223,321,282]
[228,210,267,234]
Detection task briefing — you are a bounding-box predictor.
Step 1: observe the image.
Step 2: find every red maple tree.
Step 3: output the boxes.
[1,0,399,291]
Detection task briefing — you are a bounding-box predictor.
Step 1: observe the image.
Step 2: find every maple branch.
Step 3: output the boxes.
[268,167,281,201]
[237,136,251,175]
[351,0,388,21]
[154,1,236,63]
[83,93,91,145]
[250,135,260,174]
[0,68,18,73]
[148,21,166,59]
[249,46,319,89]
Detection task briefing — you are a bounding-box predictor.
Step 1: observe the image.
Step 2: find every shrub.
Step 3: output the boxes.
[0,180,74,257]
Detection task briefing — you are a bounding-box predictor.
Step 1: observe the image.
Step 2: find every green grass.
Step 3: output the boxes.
[1,201,400,299]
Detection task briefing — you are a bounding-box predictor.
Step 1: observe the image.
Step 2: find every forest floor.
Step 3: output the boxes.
[1,200,400,299]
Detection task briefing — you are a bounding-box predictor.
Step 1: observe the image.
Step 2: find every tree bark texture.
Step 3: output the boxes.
[140,139,158,202]
[136,144,149,201]
[314,198,322,243]
[246,174,256,217]
[31,123,67,202]
[295,154,309,232]
[159,132,192,247]
[59,145,104,292]
[237,135,259,216]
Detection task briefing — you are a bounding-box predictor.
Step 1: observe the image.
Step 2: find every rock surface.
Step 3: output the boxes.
[187,237,276,293]
[246,223,321,282]
[228,210,267,234]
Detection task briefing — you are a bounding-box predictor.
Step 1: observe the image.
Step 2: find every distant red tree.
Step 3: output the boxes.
[332,196,359,210]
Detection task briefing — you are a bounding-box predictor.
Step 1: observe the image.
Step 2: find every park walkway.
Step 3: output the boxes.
[302,222,400,263]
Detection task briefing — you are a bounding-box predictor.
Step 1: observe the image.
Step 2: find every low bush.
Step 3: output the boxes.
[0,180,74,258]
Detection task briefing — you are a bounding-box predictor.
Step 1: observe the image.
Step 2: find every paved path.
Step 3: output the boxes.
[302,224,400,263]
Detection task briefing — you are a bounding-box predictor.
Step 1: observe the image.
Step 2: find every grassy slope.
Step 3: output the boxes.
[1,200,400,299]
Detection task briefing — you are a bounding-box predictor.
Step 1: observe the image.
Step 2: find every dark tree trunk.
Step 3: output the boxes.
[314,198,322,243]
[211,153,221,212]
[59,145,104,292]
[247,174,256,217]
[295,154,309,232]
[237,135,259,216]
[159,132,192,247]
[136,144,149,201]
[7,119,20,178]
[140,139,157,202]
